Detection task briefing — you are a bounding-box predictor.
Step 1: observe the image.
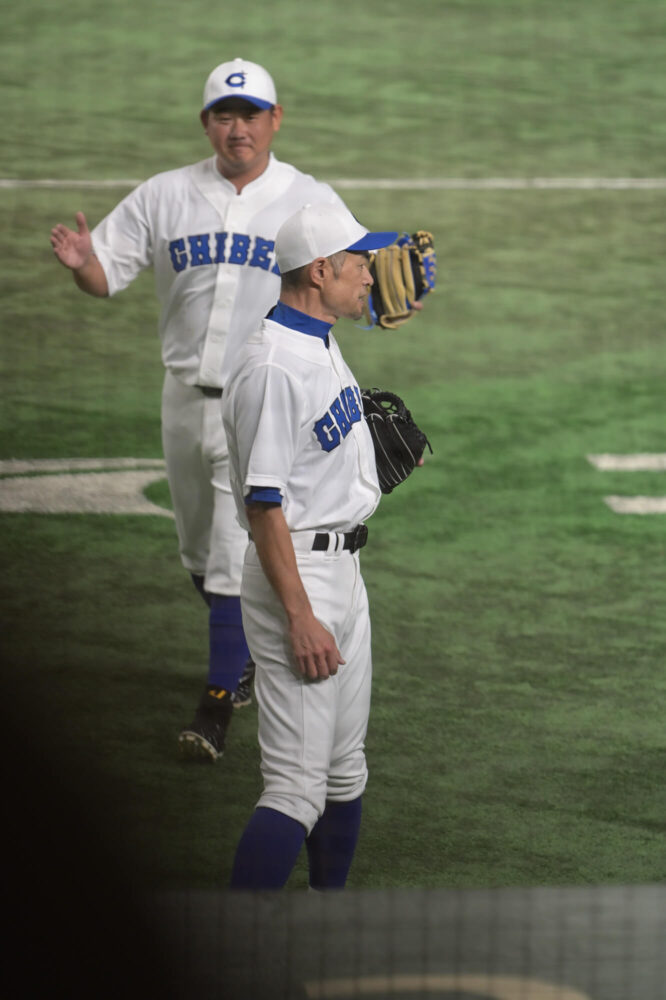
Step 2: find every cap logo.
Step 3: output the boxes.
[225,71,246,89]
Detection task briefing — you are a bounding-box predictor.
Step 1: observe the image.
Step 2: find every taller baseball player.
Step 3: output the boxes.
[50,59,349,762]
[222,203,397,890]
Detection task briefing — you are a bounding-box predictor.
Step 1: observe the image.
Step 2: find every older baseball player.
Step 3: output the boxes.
[50,59,350,762]
[222,203,397,889]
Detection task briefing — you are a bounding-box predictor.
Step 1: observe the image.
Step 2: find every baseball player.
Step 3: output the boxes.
[222,203,398,889]
[50,59,349,762]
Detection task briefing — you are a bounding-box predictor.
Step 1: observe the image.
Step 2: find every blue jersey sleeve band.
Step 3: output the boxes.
[245,487,283,505]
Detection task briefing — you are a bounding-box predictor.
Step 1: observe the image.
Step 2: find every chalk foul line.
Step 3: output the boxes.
[2,177,666,191]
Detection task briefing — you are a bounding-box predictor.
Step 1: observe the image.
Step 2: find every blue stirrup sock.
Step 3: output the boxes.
[190,578,251,693]
[208,594,250,691]
[306,797,363,890]
[230,807,306,890]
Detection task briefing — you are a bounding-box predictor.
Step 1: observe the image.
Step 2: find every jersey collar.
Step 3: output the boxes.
[267,301,332,347]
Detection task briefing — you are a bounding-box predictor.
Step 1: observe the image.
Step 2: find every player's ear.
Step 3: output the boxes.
[270,104,284,133]
[200,110,209,132]
[309,257,328,288]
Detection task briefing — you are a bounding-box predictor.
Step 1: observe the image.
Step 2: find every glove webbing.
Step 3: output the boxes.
[371,246,416,329]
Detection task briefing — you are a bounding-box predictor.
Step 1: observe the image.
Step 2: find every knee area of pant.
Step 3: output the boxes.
[257,792,322,837]
[326,769,368,805]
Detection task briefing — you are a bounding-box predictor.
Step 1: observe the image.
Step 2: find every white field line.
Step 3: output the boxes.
[2,456,665,515]
[0,179,145,190]
[0,469,173,517]
[332,178,666,191]
[0,457,165,475]
[2,177,666,191]
[587,454,666,471]
[587,454,666,515]
[604,496,666,515]
[0,459,171,517]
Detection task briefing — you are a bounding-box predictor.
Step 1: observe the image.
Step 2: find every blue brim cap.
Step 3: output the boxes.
[202,58,277,113]
[276,204,398,272]
[203,94,274,112]
[347,231,398,252]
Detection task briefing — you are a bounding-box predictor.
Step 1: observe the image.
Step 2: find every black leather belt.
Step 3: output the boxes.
[312,524,368,553]
[195,385,223,398]
[247,524,369,553]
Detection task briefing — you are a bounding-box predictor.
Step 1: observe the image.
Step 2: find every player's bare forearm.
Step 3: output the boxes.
[246,503,344,680]
[71,255,109,297]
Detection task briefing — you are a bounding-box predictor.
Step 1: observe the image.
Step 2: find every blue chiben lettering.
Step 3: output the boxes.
[330,397,351,437]
[214,232,228,263]
[250,238,275,271]
[188,234,212,267]
[167,231,277,274]
[169,238,188,273]
[313,386,363,452]
[314,415,341,452]
[228,233,250,265]
[344,386,361,422]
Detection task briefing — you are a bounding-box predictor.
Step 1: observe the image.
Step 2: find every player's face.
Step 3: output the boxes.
[323,251,374,321]
[202,99,283,182]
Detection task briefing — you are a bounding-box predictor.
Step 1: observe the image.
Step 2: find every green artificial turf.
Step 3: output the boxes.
[1,0,665,892]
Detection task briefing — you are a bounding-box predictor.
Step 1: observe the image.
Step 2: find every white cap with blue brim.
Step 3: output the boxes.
[275,203,398,273]
[202,57,277,112]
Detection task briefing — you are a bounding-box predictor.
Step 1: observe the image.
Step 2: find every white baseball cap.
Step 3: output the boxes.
[202,57,277,112]
[275,203,398,273]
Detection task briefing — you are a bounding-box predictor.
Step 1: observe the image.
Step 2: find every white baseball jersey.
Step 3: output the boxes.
[222,307,381,533]
[223,303,379,832]
[91,153,345,387]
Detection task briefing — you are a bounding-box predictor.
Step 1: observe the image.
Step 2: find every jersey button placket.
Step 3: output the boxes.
[198,204,245,384]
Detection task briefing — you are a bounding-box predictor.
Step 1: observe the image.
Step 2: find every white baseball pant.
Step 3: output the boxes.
[241,535,372,835]
[161,370,247,595]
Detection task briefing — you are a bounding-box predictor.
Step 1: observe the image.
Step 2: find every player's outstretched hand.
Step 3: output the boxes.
[50,211,93,270]
[290,615,345,681]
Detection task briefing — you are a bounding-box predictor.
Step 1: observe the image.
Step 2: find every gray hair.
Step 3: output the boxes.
[280,250,346,290]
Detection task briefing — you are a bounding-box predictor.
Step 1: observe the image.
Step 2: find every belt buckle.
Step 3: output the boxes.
[349,523,368,553]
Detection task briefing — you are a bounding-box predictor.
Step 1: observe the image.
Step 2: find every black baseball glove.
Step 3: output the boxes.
[361,389,433,494]
[363,230,436,330]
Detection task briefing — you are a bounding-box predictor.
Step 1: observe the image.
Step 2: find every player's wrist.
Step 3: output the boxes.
[73,250,96,273]
[285,601,316,629]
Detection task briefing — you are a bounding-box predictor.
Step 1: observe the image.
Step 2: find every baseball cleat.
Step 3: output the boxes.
[231,658,256,709]
[178,729,223,762]
[178,689,233,762]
